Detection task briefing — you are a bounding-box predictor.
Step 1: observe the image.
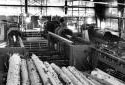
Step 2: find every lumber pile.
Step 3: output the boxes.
[6,54,125,85]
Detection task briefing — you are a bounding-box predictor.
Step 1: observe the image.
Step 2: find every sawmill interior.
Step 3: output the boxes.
[0,0,125,85]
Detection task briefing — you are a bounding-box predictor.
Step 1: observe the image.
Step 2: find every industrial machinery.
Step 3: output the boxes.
[86,26,125,81]
[0,17,125,84]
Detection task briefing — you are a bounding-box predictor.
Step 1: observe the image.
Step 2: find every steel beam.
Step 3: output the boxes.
[0,4,94,8]
[25,0,28,14]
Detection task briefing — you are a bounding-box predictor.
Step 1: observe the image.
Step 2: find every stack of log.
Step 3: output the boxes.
[6,54,125,85]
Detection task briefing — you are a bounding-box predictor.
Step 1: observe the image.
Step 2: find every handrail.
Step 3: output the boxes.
[91,47,125,64]
[48,32,73,45]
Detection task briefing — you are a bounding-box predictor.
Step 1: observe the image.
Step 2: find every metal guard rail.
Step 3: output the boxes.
[48,32,73,45]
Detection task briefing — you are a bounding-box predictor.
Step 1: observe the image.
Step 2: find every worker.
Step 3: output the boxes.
[43,20,59,33]
[55,17,73,39]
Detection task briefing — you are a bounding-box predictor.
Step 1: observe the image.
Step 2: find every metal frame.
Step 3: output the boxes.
[91,47,125,75]
[0,4,94,8]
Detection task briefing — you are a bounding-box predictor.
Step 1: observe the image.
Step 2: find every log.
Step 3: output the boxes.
[62,67,83,85]
[46,69,57,85]
[44,62,63,85]
[27,59,42,85]
[21,59,30,85]
[31,54,48,71]
[42,62,57,85]
[91,68,125,85]
[31,54,51,85]
[72,67,99,85]
[86,77,102,85]
[82,72,112,85]
[6,54,21,85]
[67,66,90,85]
[51,63,74,85]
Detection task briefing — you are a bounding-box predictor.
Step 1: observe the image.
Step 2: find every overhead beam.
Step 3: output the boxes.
[0,4,120,8]
[0,4,94,8]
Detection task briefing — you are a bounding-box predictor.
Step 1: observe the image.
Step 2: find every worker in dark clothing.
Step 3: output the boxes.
[44,20,60,33]
[103,31,120,42]
[55,17,73,39]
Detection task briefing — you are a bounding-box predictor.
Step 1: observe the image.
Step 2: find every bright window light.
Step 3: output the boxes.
[101,21,105,29]
[25,17,31,23]
[118,11,121,17]
[112,1,117,7]
[86,17,93,24]
[109,8,113,13]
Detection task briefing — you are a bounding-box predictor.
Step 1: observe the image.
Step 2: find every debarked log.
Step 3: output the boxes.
[21,59,30,85]
[31,54,51,85]
[27,59,42,85]
[51,63,74,85]
[6,53,21,85]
